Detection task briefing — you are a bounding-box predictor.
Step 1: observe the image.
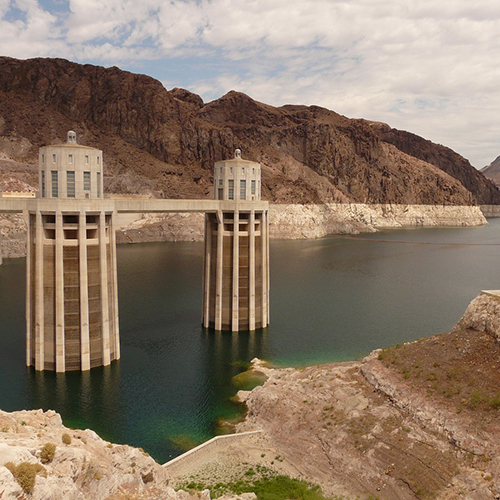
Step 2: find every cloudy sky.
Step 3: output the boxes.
[1,0,499,168]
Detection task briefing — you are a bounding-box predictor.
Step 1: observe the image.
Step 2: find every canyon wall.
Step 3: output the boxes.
[1,56,499,209]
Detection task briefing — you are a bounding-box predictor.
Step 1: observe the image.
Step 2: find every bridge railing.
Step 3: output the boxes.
[0,197,269,214]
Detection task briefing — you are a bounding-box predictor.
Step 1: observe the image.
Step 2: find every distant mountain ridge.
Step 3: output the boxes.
[481,155,500,188]
[0,56,499,205]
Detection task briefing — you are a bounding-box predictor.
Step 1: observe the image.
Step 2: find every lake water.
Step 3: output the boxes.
[1,219,500,462]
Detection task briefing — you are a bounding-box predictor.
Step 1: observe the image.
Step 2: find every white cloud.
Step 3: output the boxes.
[1,0,500,166]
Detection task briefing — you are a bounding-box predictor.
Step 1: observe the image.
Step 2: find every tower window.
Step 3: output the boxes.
[97,156,100,166]
[41,171,45,197]
[51,171,58,197]
[228,180,234,200]
[68,154,73,164]
[85,155,89,164]
[240,180,246,200]
[52,154,56,163]
[251,180,256,195]
[67,171,75,198]
[41,154,45,164]
[97,172,101,198]
[84,171,91,191]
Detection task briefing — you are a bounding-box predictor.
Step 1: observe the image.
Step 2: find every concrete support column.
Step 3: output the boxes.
[266,210,270,324]
[232,210,240,331]
[261,210,269,327]
[109,211,120,360]
[99,212,111,366]
[55,211,65,372]
[25,212,32,366]
[79,210,90,371]
[249,210,256,331]
[34,210,44,371]
[215,211,223,330]
[202,215,211,328]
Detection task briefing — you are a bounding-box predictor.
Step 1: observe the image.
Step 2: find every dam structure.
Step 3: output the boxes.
[0,133,269,372]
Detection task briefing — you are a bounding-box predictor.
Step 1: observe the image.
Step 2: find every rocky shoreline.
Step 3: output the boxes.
[0,203,487,259]
[229,292,500,500]
[2,292,500,499]
[166,291,500,500]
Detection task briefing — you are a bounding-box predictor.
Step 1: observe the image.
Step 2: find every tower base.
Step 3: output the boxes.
[26,201,120,372]
[202,209,269,332]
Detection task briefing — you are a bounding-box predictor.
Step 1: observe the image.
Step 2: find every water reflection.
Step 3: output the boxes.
[26,363,123,441]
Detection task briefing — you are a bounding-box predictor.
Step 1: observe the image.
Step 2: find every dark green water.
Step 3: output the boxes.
[1,219,500,462]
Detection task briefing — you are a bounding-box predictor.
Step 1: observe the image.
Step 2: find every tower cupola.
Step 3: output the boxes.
[213,150,261,202]
[39,132,103,199]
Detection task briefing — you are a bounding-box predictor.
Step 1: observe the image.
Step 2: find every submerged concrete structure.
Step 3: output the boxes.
[202,150,269,331]
[0,137,270,371]
[26,132,119,371]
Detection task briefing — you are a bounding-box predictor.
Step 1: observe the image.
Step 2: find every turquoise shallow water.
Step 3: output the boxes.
[1,219,500,462]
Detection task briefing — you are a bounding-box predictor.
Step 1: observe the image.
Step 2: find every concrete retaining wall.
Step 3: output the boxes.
[163,430,262,476]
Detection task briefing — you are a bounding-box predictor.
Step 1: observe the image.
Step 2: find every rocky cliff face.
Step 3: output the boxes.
[0,56,498,206]
[0,409,190,499]
[454,290,500,341]
[371,122,500,205]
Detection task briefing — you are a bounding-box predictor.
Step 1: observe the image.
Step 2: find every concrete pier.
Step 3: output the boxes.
[25,132,120,372]
[202,152,270,331]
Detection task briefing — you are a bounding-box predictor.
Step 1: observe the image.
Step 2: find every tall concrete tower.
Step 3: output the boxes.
[202,150,270,331]
[26,132,119,372]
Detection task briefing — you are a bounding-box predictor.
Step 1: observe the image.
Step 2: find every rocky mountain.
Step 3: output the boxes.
[0,56,499,206]
[481,155,500,187]
[370,123,500,205]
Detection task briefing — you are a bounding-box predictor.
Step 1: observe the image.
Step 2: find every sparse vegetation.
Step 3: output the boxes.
[378,327,500,422]
[4,461,46,493]
[40,442,56,463]
[180,465,330,500]
[62,433,71,445]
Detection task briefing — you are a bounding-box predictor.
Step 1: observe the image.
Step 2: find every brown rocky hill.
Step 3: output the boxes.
[0,56,498,206]
[481,155,500,187]
[371,122,500,205]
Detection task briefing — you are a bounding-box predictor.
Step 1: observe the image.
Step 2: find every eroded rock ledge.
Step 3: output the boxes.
[453,290,500,341]
[2,203,486,259]
[269,203,486,239]
[231,292,500,500]
[0,409,187,500]
[116,203,487,242]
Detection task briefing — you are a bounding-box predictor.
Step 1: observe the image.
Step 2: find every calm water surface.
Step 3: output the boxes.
[1,219,500,462]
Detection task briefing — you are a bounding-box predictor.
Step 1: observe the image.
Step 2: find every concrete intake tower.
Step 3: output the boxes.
[26,132,119,372]
[202,150,270,331]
